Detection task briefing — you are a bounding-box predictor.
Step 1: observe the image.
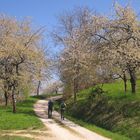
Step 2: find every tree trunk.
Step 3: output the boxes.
[4,91,8,106]
[73,78,78,102]
[55,90,58,94]
[73,56,79,102]
[124,79,127,93]
[123,71,127,93]
[37,81,41,96]
[129,69,136,94]
[12,87,16,113]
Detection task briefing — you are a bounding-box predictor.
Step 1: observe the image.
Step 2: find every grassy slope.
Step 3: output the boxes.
[0,97,44,130]
[64,80,140,140]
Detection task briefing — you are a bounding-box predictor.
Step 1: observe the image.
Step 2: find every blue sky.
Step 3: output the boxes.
[0,0,140,32]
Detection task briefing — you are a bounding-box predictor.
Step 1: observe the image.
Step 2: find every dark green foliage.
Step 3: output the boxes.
[89,87,105,98]
[32,94,48,100]
[33,93,59,100]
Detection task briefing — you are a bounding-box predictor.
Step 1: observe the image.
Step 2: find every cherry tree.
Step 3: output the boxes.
[0,15,49,112]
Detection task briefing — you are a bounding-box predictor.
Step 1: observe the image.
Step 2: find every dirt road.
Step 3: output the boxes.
[34,99,110,140]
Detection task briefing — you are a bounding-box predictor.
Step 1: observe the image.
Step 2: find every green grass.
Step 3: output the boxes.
[0,97,44,130]
[76,80,140,100]
[0,135,32,140]
[102,80,140,101]
[0,93,60,130]
[76,82,140,102]
[62,80,140,140]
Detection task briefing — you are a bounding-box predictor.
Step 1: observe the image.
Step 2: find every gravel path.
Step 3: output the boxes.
[34,99,110,140]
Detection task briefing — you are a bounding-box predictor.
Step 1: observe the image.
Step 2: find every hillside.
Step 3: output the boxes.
[65,81,140,140]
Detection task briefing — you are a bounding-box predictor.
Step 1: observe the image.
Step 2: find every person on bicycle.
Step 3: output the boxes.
[48,99,53,118]
[60,100,66,120]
